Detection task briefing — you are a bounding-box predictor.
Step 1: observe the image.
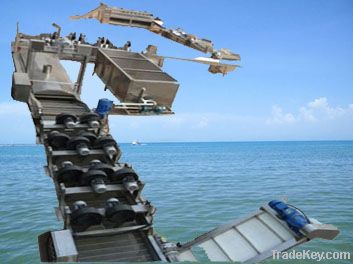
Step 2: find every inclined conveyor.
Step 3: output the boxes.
[10,6,339,262]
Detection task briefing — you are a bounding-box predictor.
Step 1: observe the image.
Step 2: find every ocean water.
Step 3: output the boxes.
[0,141,352,263]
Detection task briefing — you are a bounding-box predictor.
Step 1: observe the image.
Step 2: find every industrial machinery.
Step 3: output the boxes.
[10,3,339,262]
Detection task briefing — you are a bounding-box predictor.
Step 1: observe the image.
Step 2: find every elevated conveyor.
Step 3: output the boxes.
[10,15,339,262]
[12,32,164,262]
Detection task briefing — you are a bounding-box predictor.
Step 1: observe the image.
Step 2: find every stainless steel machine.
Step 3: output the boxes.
[10,3,339,262]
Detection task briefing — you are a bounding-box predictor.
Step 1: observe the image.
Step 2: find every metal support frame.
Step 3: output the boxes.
[75,56,89,94]
[11,30,165,261]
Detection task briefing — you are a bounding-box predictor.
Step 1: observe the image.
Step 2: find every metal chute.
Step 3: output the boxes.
[71,3,240,75]
[166,201,339,263]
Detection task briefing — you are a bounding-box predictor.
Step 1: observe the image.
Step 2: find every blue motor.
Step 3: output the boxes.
[95,99,113,119]
[268,200,310,234]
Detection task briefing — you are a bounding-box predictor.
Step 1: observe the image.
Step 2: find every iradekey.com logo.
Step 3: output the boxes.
[272,250,351,261]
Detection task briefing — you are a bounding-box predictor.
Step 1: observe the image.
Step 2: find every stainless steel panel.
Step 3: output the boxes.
[28,52,75,95]
[258,212,293,241]
[237,218,282,253]
[51,230,78,262]
[95,49,179,107]
[12,72,31,102]
[177,207,310,263]
[199,239,230,261]
[177,250,198,262]
[214,229,258,261]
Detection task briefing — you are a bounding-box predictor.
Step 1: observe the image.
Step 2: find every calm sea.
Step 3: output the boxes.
[0,141,352,263]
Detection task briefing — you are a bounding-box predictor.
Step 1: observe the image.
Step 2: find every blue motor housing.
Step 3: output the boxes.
[269,200,310,234]
[95,99,113,118]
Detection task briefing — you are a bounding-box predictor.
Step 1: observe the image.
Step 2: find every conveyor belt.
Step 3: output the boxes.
[38,97,89,118]
[34,94,162,261]
[76,232,157,262]
[32,92,160,261]
[10,37,163,261]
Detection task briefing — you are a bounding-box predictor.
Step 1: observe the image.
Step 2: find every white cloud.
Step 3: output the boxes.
[308,97,328,108]
[268,97,353,124]
[299,97,347,121]
[195,116,209,128]
[299,106,316,121]
[0,97,352,143]
[266,105,296,124]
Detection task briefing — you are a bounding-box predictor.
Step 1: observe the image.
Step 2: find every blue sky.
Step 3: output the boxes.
[0,0,353,143]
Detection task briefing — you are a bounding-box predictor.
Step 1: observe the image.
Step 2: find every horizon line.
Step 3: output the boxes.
[1,139,353,146]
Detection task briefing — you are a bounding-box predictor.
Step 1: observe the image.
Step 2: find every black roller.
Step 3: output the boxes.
[94,136,117,148]
[81,169,107,184]
[81,170,108,193]
[105,203,136,226]
[56,164,84,184]
[80,112,100,128]
[94,136,120,157]
[90,163,115,177]
[67,136,90,148]
[47,131,70,150]
[55,113,77,128]
[79,131,98,144]
[111,167,138,183]
[71,206,103,232]
[66,136,91,156]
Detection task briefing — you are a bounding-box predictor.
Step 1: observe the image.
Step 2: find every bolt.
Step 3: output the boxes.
[104,145,116,156]
[73,201,87,211]
[64,118,75,128]
[89,159,102,166]
[123,176,138,193]
[76,144,90,156]
[89,120,100,128]
[106,198,120,207]
[91,178,107,193]
[61,160,73,167]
